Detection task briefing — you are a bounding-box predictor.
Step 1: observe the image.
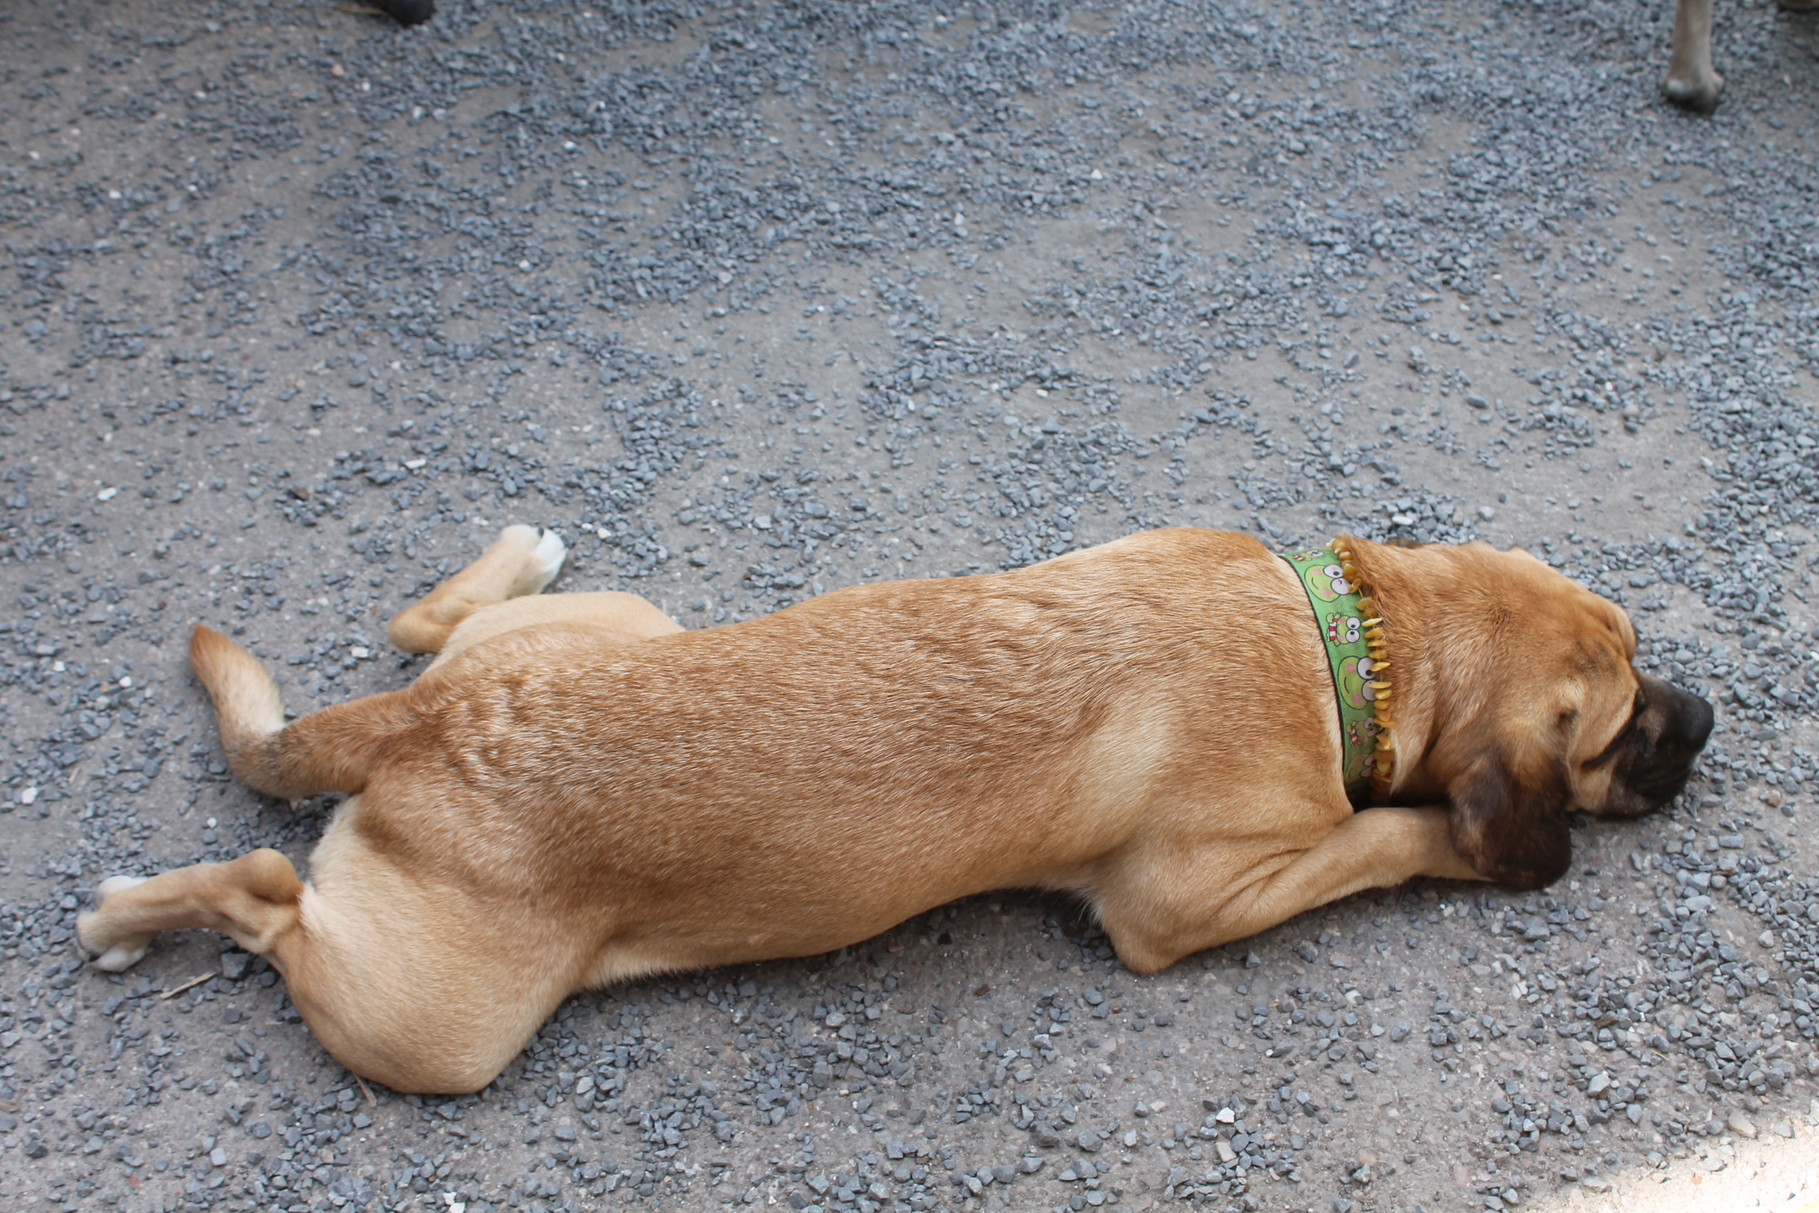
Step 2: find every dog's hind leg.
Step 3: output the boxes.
[1093,806,1486,973]
[77,840,578,1093]
[389,524,570,653]
[426,591,684,671]
[76,848,305,974]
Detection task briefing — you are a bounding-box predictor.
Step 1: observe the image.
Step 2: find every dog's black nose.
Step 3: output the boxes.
[1675,691,1715,752]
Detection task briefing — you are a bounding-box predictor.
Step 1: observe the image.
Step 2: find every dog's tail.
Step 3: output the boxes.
[189,625,403,800]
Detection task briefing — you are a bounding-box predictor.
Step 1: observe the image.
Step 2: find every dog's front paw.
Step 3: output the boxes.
[76,875,153,971]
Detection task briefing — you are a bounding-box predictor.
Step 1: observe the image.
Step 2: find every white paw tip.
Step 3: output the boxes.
[93,943,149,972]
[97,874,149,900]
[532,528,568,574]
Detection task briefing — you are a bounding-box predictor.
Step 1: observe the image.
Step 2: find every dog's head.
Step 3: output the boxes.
[1353,539,1714,891]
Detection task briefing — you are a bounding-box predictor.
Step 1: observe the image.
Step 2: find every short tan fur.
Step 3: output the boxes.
[77,525,1711,1093]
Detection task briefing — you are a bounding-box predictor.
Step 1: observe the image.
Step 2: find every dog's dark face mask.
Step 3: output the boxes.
[1579,672,1714,821]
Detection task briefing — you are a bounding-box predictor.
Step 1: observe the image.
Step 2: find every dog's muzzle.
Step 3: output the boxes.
[1627,676,1715,813]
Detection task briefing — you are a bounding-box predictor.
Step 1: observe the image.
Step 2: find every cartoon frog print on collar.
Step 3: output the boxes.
[1326,612,1362,645]
[1303,562,1355,603]
[1338,654,1381,709]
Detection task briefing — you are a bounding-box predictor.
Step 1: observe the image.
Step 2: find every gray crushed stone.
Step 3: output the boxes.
[2,0,1817,1210]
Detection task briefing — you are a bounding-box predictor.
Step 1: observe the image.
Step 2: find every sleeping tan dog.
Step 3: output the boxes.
[77,526,1712,1093]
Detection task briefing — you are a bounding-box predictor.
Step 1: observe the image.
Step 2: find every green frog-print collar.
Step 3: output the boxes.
[1279,541,1396,807]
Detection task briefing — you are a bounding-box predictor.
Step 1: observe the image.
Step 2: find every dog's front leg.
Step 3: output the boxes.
[1097,807,1485,973]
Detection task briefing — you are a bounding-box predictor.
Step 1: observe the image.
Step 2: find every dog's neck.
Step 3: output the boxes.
[1334,538,1473,805]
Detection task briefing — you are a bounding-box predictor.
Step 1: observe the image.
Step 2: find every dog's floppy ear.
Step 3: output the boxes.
[1446,741,1573,891]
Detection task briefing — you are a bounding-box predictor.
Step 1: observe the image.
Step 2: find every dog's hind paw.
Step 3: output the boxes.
[89,939,151,972]
[529,528,568,589]
[76,875,153,971]
[497,524,567,596]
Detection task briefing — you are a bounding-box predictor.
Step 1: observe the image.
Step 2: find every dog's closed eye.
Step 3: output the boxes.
[1582,691,1646,771]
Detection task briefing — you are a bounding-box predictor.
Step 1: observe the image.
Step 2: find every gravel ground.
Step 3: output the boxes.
[4,0,1819,1210]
